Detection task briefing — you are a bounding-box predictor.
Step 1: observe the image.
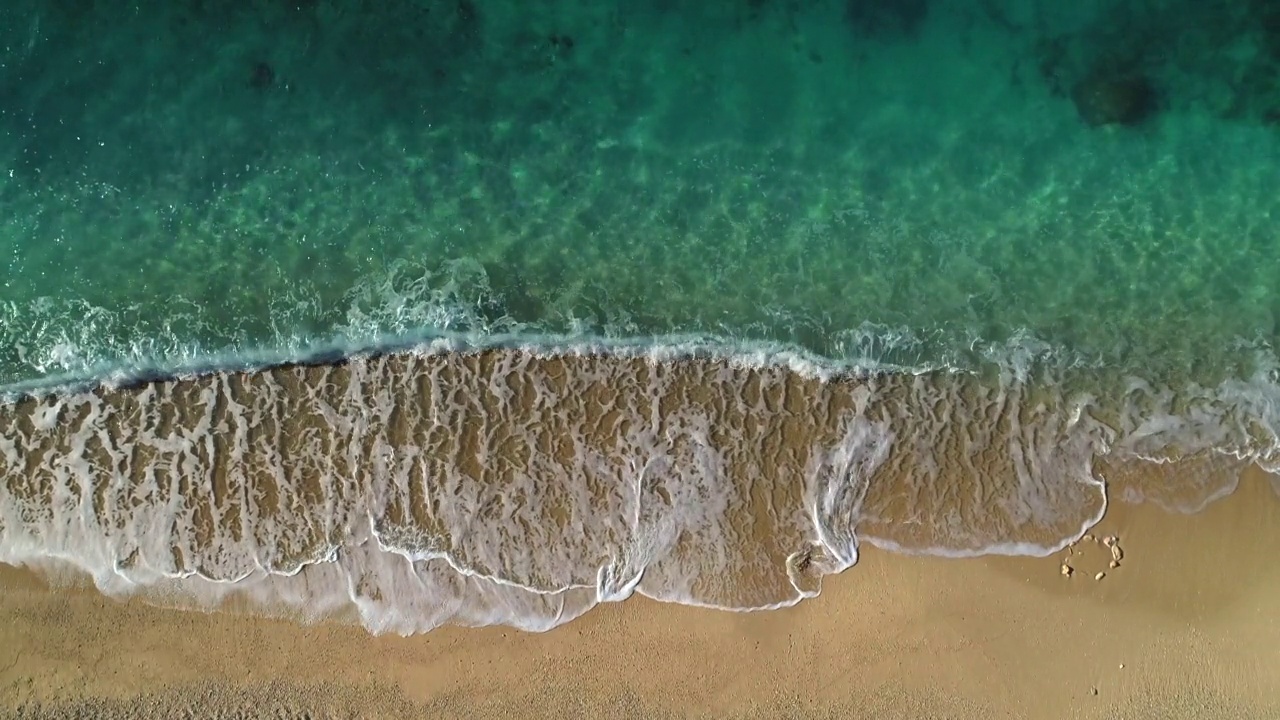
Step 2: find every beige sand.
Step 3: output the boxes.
[2,467,1277,719]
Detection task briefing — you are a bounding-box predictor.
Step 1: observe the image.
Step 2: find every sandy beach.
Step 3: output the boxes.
[5,3,1280,718]
[2,464,1276,719]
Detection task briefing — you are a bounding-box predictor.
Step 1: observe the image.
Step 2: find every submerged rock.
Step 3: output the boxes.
[844,0,930,40]
[1070,73,1160,127]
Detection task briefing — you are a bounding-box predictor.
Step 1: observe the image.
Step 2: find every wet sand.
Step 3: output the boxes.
[2,467,1277,719]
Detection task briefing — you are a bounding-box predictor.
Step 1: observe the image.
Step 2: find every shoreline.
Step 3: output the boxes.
[0,327,997,404]
[3,467,1278,719]
[3,322,1263,402]
[0,348,1271,634]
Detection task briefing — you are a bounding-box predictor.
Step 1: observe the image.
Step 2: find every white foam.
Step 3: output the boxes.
[1,334,1278,635]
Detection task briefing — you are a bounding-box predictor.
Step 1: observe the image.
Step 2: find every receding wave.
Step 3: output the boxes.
[2,335,1279,635]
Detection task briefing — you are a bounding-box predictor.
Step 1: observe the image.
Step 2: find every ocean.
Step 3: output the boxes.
[1,0,1279,634]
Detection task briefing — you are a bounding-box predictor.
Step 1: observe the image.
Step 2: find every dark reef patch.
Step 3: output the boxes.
[1070,72,1160,127]
[1026,1,1280,128]
[843,0,930,41]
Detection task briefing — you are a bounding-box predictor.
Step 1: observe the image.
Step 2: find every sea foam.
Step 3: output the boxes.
[0,339,1276,635]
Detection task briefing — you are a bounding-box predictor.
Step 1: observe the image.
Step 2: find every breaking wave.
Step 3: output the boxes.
[1,330,1278,635]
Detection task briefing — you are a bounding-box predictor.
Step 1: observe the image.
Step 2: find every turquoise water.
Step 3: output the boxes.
[2,0,1279,385]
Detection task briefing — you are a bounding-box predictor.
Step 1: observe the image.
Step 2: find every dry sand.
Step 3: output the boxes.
[2,467,1278,719]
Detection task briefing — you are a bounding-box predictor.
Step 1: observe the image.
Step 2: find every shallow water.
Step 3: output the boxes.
[2,0,1280,632]
[0,343,1274,634]
[0,348,1117,632]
